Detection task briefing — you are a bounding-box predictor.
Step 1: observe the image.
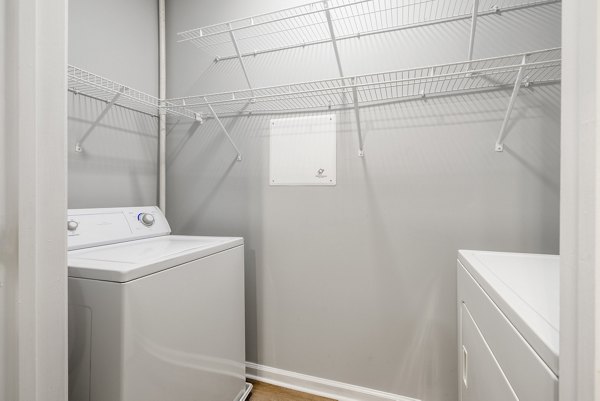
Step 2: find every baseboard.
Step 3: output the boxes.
[246,362,421,401]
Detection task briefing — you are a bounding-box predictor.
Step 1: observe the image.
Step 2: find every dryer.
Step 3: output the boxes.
[457,250,559,401]
[67,206,251,401]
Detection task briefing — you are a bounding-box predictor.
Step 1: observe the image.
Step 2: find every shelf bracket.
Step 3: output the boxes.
[467,0,480,61]
[205,98,243,161]
[351,79,364,157]
[495,54,527,152]
[75,86,125,152]
[228,23,254,96]
[324,0,344,78]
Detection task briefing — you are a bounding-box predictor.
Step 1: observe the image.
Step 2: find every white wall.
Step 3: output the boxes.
[68,0,159,208]
[165,1,561,400]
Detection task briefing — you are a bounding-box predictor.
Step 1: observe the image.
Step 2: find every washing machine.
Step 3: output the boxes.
[67,206,251,401]
[457,250,559,401]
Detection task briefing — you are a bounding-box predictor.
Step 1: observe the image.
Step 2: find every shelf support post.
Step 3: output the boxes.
[324,0,344,77]
[351,78,364,157]
[495,54,527,152]
[75,86,125,152]
[205,98,243,161]
[467,0,480,61]
[228,23,254,96]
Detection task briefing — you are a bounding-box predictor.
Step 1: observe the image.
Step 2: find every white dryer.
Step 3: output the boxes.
[67,206,251,401]
[457,250,559,401]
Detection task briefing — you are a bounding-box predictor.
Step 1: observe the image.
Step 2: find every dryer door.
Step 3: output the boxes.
[460,303,519,401]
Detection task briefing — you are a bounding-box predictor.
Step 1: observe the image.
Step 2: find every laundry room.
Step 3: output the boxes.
[0,0,598,401]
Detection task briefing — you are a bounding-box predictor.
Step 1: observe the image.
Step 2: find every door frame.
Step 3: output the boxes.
[559,0,600,400]
[14,0,68,399]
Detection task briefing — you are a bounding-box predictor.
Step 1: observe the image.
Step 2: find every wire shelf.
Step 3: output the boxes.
[177,0,560,60]
[68,65,199,120]
[166,48,560,117]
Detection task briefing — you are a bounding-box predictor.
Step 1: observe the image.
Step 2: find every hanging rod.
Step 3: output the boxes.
[167,48,560,113]
[166,48,560,152]
[177,0,560,61]
[192,80,558,119]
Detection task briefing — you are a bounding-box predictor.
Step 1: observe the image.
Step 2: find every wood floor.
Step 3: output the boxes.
[247,380,336,401]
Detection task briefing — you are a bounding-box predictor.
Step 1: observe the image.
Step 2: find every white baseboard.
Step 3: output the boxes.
[246,362,421,401]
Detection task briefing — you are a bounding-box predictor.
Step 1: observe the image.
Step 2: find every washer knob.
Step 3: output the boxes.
[139,213,155,227]
[67,220,79,231]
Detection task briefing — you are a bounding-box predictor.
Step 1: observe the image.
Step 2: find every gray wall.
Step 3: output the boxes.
[166,2,561,400]
[68,0,159,208]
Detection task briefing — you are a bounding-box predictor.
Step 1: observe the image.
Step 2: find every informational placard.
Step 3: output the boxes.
[269,114,336,186]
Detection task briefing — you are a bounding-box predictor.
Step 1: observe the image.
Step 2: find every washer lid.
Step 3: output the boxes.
[68,235,243,282]
[458,250,559,375]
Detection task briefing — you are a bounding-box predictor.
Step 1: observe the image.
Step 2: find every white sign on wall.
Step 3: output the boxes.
[269,114,337,186]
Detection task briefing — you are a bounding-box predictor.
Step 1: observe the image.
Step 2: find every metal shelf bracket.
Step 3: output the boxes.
[228,23,254,96]
[351,78,364,157]
[75,86,125,152]
[467,0,480,61]
[324,0,345,78]
[205,98,243,161]
[495,54,527,152]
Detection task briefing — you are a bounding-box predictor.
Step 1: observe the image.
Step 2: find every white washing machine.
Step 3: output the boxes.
[457,250,559,401]
[67,206,251,401]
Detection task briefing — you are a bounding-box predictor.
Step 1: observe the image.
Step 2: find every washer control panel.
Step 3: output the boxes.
[67,206,171,250]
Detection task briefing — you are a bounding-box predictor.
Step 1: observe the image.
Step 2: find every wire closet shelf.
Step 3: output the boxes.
[177,0,561,61]
[166,48,560,117]
[68,65,200,121]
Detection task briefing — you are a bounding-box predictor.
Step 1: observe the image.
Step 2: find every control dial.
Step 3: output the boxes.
[138,213,155,227]
[67,220,79,231]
